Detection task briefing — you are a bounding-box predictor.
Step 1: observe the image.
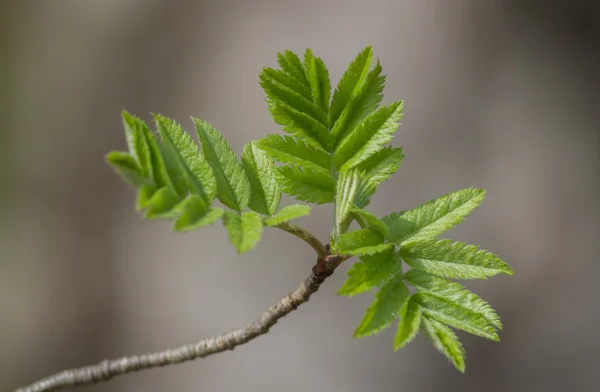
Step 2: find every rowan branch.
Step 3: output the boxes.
[273,221,328,257]
[16,251,344,392]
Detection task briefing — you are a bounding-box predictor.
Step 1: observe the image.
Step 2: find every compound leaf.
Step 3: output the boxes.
[241,142,281,216]
[400,239,514,280]
[194,119,250,212]
[383,187,486,245]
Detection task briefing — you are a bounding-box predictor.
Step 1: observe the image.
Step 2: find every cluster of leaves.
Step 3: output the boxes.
[106,46,513,372]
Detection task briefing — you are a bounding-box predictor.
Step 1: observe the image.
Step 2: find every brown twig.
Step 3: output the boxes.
[16,249,344,392]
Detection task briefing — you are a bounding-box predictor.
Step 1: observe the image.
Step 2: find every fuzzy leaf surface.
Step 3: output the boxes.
[335,229,392,256]
[174,195,223,232]
[351,208,389,237]
[276,165,335,204]
[421,316,466,373]
[264,204,311,226]
[144,187,181,219]
[276,50,310,88]
[256,134,331,173]
[223,211,264,254]
[400,239,514,280]
[338,247,400,297]
[106,151,147,187]
[356,146,404,187]
[335,169,376,236]
[122,111,152,179]
[303,49,331,115]
[383,187,486,245]
[242,142,281,216]
[394,296,423,349]
[194,119,250,211]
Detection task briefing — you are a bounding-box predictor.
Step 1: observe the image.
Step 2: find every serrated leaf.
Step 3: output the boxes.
[335,229,392,256]
[394,296,422,349]
[383,187,487,245]
[421,316,466,372]
[351,208,389,237]
[260,68,328,127]
[338,247,400,297]
[174,195,223,232]
[330,46,373,128]
[261,67,312,102]
[105,151,147,187]
[412,293,499,341]
[276,165,335,204]
[122,111,152,179]
[267,100,332,151]
[353,274,409,337]
[356,146,404,187]
[242,142,281,216]
[154,115,216,204]
[335,169,376,236]
[264,204,311,226]
[335,101,403,171]
[140,122,173,190]
[331,61,386,147]
[400,239,513,280]
[194,119,250,212]
[144,187,181,219]
[304,49,331,114]
[156,139,189,198]
[222,211,264,254]
[256,134,332,173]
[136,184,157,211]
[404,270,502,329]
[277,50,310,88]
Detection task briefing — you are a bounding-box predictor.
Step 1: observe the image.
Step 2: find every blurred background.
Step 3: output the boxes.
[2,0,599,391]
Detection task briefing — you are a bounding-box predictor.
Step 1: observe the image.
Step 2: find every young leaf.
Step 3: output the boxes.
[383,187,486,245]
[356,146,404,187]
[156,139,189,198]
[276,50,310,88]
[331,61,386,147]
[105,151,147,187]
[329,46,373,128]
[400,239,514,280]
[303,49,331,115]
[260,67,312,102]
[241,142,281,216]
[353,274,410,337]
[421,316,466,373]
[334,101,404,171]
[338,247,400,297]
[404,269,502,329]
[136,184,157,211]
[351,208,389,238]
[335,169,376,236]
[144,187,181,219]
[264,204,311,226]
[173,195,224,232]
[122,111,152,179]
[276,165,335,204]
[154,115,216,204]
[334,229,392,256]
[394,296,422,349]
[222,211,264,254]
[412,293,499,341]
[256,134,332,173]
[194,119,250,212]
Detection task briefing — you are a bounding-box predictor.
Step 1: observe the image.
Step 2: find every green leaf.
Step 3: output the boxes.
[156,139,189,198]
[136,184,157,211]
[421,316,466,373]
[172,194,223,232]
[276,165,335,204]
[256,134,332,174]
[266,100,332,151]
[356,146,404,187]
[144,187,181,219]
[260,68,328,127]
[412,293,499,341]
[351,208,389,238]
[260,67,312,102]
[334,101,403,171]
[335,229,392,256]
[222,211,264,254]
[154,115,216,204]
[400,239,514,280]
[122,111,152,179]
[140,123,173,190]
[241,142,281,216]
[338,247,400,297]
[276,50,310,88]
[335,169,377,236]
[194,119,250,212]
[105,151,147,187]
[383,187,486,245]
[329,46,373,128]
[394,296,422,349]
[303,49,331,114]
[404,270,502,329]
[264,204,312,226]
[353,274,410,337]
[331,60,386,147]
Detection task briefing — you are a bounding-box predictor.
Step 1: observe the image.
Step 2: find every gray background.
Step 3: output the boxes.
[2,1,599,391]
